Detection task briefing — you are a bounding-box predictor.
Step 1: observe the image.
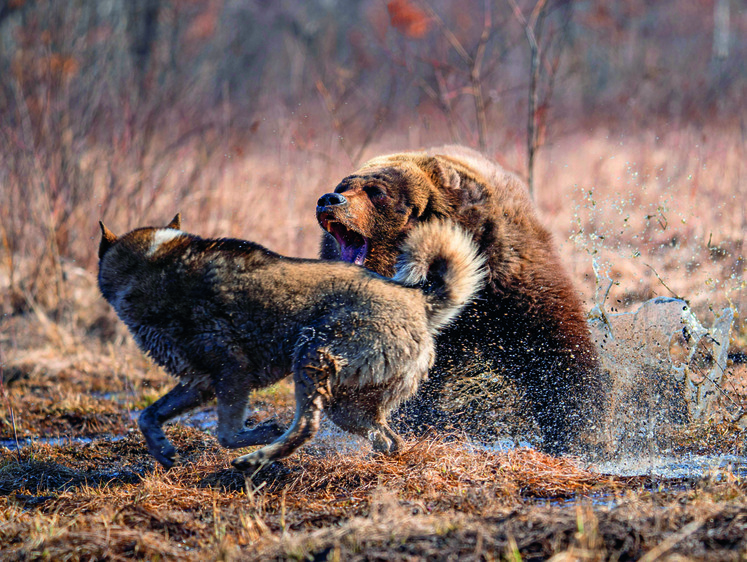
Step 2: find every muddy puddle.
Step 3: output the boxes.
[593,453,747,478]
[3,296,742,491]
[168,395,747,482]
[6,405,743,483]
[0,434,128,451]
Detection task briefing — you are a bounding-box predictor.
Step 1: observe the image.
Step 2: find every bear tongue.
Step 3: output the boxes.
[340,239,368,265]
[328,222,367,265]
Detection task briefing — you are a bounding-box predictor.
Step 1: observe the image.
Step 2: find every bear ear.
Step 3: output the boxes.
[418,157,448,189]
[414,157,459,221]
[98,221,118,259]
[167,213,181,230]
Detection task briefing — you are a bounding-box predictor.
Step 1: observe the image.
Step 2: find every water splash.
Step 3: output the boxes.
[588,260,734,461]
[1,434,126,451]
[594,453,747,479]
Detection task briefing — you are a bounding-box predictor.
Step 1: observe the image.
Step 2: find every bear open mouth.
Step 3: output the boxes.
[326,221,369,266]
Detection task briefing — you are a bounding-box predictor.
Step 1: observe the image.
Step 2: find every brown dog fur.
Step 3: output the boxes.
[316,145,606,454]
[98,214,484,470]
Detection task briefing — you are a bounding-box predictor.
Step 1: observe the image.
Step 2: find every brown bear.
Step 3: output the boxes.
[315,145,605,455]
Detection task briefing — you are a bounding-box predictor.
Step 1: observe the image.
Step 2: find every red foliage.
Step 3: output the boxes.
[387,0,430,39]
[185,1,221,42]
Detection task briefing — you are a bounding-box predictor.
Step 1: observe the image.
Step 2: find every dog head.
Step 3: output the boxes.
[98,213,182,260]
[316,153,463,276]
[97,214,185,309]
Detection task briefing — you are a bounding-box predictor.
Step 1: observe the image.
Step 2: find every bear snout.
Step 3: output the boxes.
[317,193,347,208]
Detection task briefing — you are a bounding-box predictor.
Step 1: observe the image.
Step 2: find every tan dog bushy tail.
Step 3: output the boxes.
[392,220,486,332]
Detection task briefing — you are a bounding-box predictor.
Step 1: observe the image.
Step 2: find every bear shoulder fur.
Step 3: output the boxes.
[316,145,606,454]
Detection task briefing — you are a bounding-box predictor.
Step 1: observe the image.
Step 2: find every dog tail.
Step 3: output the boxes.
[392,220,486,332]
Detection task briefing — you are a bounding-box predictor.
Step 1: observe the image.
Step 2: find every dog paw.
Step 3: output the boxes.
[152,447,177,469]
[253,418,287,438]
[369,433,393,454]
[231,451,267,473]
[145,437,177,469]
[369,430,404,455]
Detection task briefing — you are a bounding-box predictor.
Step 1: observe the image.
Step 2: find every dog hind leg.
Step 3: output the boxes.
[214,367,287,450]
[368,420,404,454]
[231,349,333,472]
[139,380,214,469]
[326,397,405,455]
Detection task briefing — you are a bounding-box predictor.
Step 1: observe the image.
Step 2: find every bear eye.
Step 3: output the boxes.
[365,185,388,202]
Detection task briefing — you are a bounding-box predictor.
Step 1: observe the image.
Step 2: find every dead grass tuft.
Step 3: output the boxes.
[0,428,632,560]
[0,117,744,558]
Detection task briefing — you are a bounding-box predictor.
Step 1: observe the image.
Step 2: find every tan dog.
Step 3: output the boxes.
[98,214,484,471]
[317,146,606,454]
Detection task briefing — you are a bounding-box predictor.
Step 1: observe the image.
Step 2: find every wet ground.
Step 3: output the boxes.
[2,419,747,561]
[2,313,747,560]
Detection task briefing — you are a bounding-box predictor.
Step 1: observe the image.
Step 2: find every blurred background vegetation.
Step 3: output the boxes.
[0,0,744,336]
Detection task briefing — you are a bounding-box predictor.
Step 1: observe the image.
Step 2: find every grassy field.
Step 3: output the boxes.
[1,121,746,559]
[2,1,746,557]
[1,329,746,560]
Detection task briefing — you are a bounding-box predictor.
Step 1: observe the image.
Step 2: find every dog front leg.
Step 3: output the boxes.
[138,381,213,469]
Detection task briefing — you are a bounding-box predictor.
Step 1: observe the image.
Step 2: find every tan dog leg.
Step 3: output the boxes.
[325,393,405,455]
[368,420,404,454]
[231,364,327,472]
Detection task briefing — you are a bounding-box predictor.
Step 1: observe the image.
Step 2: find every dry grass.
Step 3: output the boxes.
[1,119,746,559]
[1,425,745,560]
[0,425,688,561]
[1,305,746,559]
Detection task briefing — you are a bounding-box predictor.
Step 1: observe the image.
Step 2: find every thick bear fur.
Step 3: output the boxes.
[316,145,606,454]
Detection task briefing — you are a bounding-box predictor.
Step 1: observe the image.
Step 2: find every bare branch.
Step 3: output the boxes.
[417,0,492,150]
[470,0,492,151]
[416,1,471,64]
[507,0,549,197]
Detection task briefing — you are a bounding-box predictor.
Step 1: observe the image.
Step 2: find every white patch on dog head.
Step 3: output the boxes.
[147,229,183,257]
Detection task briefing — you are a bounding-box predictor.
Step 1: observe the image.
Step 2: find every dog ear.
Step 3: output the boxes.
[98,221,118,259]
[167,213,181,230]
